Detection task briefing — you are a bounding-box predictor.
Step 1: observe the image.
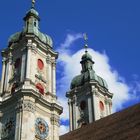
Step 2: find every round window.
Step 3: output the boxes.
[38,59,44,70]
[80,101,86,110]
[99,101,104,111]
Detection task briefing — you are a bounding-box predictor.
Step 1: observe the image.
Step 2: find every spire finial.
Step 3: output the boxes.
[83,33,88,53]
[32,0,35,8]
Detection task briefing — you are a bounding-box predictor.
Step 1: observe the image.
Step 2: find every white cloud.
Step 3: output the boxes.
[59,125,69,135]
[129,78,140,101]
[57,33,138,135]
[57,33,83,54]
[58,97,69,121]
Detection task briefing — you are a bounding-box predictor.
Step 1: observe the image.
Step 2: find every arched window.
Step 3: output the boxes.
[38,59,44,70]
[11,83,19,94]
[15,58,21,69]
[80,100,86,110]
[36,83,44,95]
[34,21,36,27]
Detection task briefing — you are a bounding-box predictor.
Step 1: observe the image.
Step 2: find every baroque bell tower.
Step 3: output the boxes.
[66,35,113,131]
[0,1,62,140]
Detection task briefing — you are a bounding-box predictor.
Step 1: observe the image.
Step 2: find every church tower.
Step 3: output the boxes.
[66,35,113,131]
[0,1,62,140]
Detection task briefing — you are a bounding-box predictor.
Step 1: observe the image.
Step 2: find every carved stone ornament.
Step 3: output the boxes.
[16,101,36,113]
[50,114,60,126]
[46,56,51,64]
[35,118,49,140]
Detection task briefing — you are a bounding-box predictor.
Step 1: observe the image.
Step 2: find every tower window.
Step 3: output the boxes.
[38,59,44,70]
[80,100,86,110]
[15,58,21,68]
[11,83,19,94]
[34,21,36,27]
[36,83,44,95]
[99,101,104,111]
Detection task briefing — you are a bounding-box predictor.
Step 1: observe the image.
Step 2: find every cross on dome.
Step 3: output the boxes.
[32,0,36,8]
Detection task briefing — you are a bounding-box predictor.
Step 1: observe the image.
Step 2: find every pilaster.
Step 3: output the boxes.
[20,52,26,82]
[52,59,56,95]
[50,114,60,140]
[68,99,73,131]
[0,58,6,94]
[26,40,32,80]
[46,55,52,93]
[92,87,100,120]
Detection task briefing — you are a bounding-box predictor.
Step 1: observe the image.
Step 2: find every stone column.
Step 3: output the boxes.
[92,88,100,120]
[68,100,73,131]
[75,103,79,128]
[6,53,13,92]
[108,98,112,114]
[88,95,93,123]
[26,40,32,80]
[15,102,23,140]
[0,111,3,139]
[0,58,6,94]
[4,61,9,92]
[20,52,26,82]
[46,55,52,93]
[52,59,56,95]
[72,96,77,130]
[50,114,60,140]
[15,100,36,140]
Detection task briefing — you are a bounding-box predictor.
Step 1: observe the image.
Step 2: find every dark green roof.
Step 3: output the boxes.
[82,52,92,60]
[8,8,53,47]
[8,32,22,43]
[8,31,53,47]
[28,8,39,16]
[24,8,40,21]
[71,70,108,89]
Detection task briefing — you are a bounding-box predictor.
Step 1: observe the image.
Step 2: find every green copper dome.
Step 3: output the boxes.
[8,32,22,44]
[82,52,92,61]
[71,70,108,89]
[27,8,39,16]
[23,8,40,21]
[8,31,53,47]
[8,7,53,47]
[71,50,108,90]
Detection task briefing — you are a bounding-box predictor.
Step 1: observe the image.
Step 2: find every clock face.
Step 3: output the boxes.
[35,118,49,139]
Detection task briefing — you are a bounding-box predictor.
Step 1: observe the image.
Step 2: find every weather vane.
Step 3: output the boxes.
[83,33,88,52]
[32,0,35,8]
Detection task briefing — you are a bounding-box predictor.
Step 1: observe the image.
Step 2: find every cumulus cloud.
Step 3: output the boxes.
[57,33,138,135]
[58,97,69,121]
[59,125,69,135]
[129,75,140,101]
[57,33,83,54]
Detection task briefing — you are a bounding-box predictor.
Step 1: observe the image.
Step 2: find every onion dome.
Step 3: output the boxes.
[8,2,53,48]
[81,51,93,61]
[71,50,108,90]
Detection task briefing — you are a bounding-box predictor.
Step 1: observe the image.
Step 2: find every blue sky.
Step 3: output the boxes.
[0,0,140,135]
